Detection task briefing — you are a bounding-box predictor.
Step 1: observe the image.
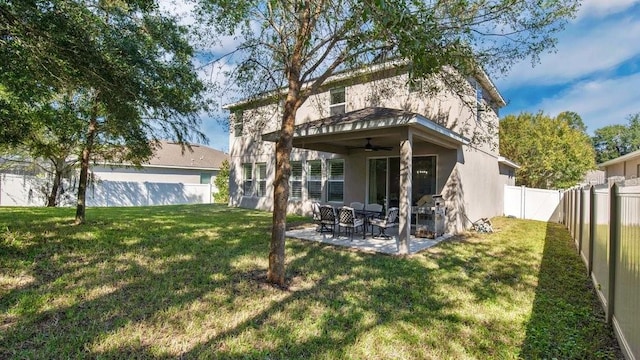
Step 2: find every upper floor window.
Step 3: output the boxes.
[307,160,322,201]
[242,163,253,196]
[290,161,303,199]
[256,163,267,197]
[329,87,346,116]
[327,159,344,202]
[233,110,243,137]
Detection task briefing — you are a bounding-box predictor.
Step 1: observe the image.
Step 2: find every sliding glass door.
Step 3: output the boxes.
[367,156,436,209]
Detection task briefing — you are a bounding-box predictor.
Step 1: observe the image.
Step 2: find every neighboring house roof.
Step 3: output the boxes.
[146,141,228,170]
[262,107,469,151]
[598,149,640,169]
[99,141,229,171]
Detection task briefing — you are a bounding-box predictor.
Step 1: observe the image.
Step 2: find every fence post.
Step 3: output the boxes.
[578,188,584,254]
[588,186,596,275]
[607,183,619,325]
[520,185,526,219]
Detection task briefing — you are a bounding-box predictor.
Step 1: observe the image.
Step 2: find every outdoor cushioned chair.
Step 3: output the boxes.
[349,201,365,211]
[338,206,365,240]
[319,205,338,235]
[311,202,322,231]
[370,207,399,239]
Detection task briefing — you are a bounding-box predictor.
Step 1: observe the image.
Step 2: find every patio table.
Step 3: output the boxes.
[355,209,383,235]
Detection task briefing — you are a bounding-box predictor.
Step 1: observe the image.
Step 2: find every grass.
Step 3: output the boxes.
[0,204,622,359]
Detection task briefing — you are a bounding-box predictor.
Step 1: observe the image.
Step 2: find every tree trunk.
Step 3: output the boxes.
[267,103,296,286]
[75,98,99,225]
[47,171,61,207]
[47,159,64,207]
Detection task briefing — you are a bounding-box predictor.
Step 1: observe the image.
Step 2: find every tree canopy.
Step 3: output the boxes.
[195,0,580,285]
[592,113,640,164]
[1,0,211,222]
[500,112,595,189]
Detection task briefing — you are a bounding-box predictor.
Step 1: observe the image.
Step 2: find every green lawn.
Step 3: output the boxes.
[0,205,622,359]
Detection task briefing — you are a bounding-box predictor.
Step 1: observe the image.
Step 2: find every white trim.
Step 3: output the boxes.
[497,156,521,169]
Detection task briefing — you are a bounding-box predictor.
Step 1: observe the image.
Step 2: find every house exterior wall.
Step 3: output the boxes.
[294,69,499,152]
[228,66,507,233]
[602,155,640,181]
[92,165,219,185]
[604,162,626,179]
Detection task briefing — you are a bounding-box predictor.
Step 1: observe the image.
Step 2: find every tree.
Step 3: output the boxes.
[500,112,595,189]
[214,159,230,203]
[592,113,640,164]
[196,0,580,285]
[2,1,210,222]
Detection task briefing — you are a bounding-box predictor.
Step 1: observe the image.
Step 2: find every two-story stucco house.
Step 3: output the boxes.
[225,61,517,235]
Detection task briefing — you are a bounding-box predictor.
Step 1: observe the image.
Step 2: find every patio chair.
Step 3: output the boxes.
[349,201,365,211]
[338,206,365,240]
[311,202,322,231]
[319,205,338,235]
[370,207,399,239]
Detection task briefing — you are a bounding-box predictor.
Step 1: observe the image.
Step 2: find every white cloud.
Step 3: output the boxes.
[497,15,640,89]
[576,0,640,20]
[522,73,640,133]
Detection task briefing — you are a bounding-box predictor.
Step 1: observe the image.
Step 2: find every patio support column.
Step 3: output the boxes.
[398,129,413,254]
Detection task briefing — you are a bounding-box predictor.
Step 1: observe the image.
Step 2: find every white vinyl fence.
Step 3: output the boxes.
[564,182,640,360]
[0,173,213,207]
[504,185,564,222]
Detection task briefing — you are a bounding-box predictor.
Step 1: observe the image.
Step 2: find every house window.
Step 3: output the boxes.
[200,172,212,184]
[242,163,253,196]
[233,110,243,137]
[327,159,344,202]
[329,87,346,116]
[307,160,322,201]
[290,161,302,199]
[256,163,267,197]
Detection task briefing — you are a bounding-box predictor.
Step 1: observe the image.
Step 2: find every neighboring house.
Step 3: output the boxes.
[225,61,518,236]
[598,149,640,183]
[92,141,229,186]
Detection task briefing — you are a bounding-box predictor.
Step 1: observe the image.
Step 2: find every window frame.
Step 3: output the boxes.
[329,87,346,116]
[256,162,267,197]
[307,160,323,201]
[242,163,253,196]
[326,159,344,203]
[289,161,303,200]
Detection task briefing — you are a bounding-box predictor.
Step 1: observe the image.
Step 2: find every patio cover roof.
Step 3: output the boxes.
[261,107,469,153]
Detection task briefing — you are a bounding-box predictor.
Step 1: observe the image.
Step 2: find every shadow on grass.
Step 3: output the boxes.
[0,204,475,359]
[1,209,624,359]
[520,221,623,359]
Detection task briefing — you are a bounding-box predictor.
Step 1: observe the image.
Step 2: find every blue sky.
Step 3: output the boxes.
[496,0,640,135]
[196,0,640,152]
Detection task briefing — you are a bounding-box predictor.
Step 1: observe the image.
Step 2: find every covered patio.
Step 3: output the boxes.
[263,107,469,255]
[285,225,453,255]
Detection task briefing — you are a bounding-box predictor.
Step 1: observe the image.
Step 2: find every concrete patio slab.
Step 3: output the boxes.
[285,226,452,255]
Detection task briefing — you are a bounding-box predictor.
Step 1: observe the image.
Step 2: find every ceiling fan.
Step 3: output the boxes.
[358,138,392,152]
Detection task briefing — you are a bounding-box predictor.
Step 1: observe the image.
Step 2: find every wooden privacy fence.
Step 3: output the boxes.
[564,182,640,360]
